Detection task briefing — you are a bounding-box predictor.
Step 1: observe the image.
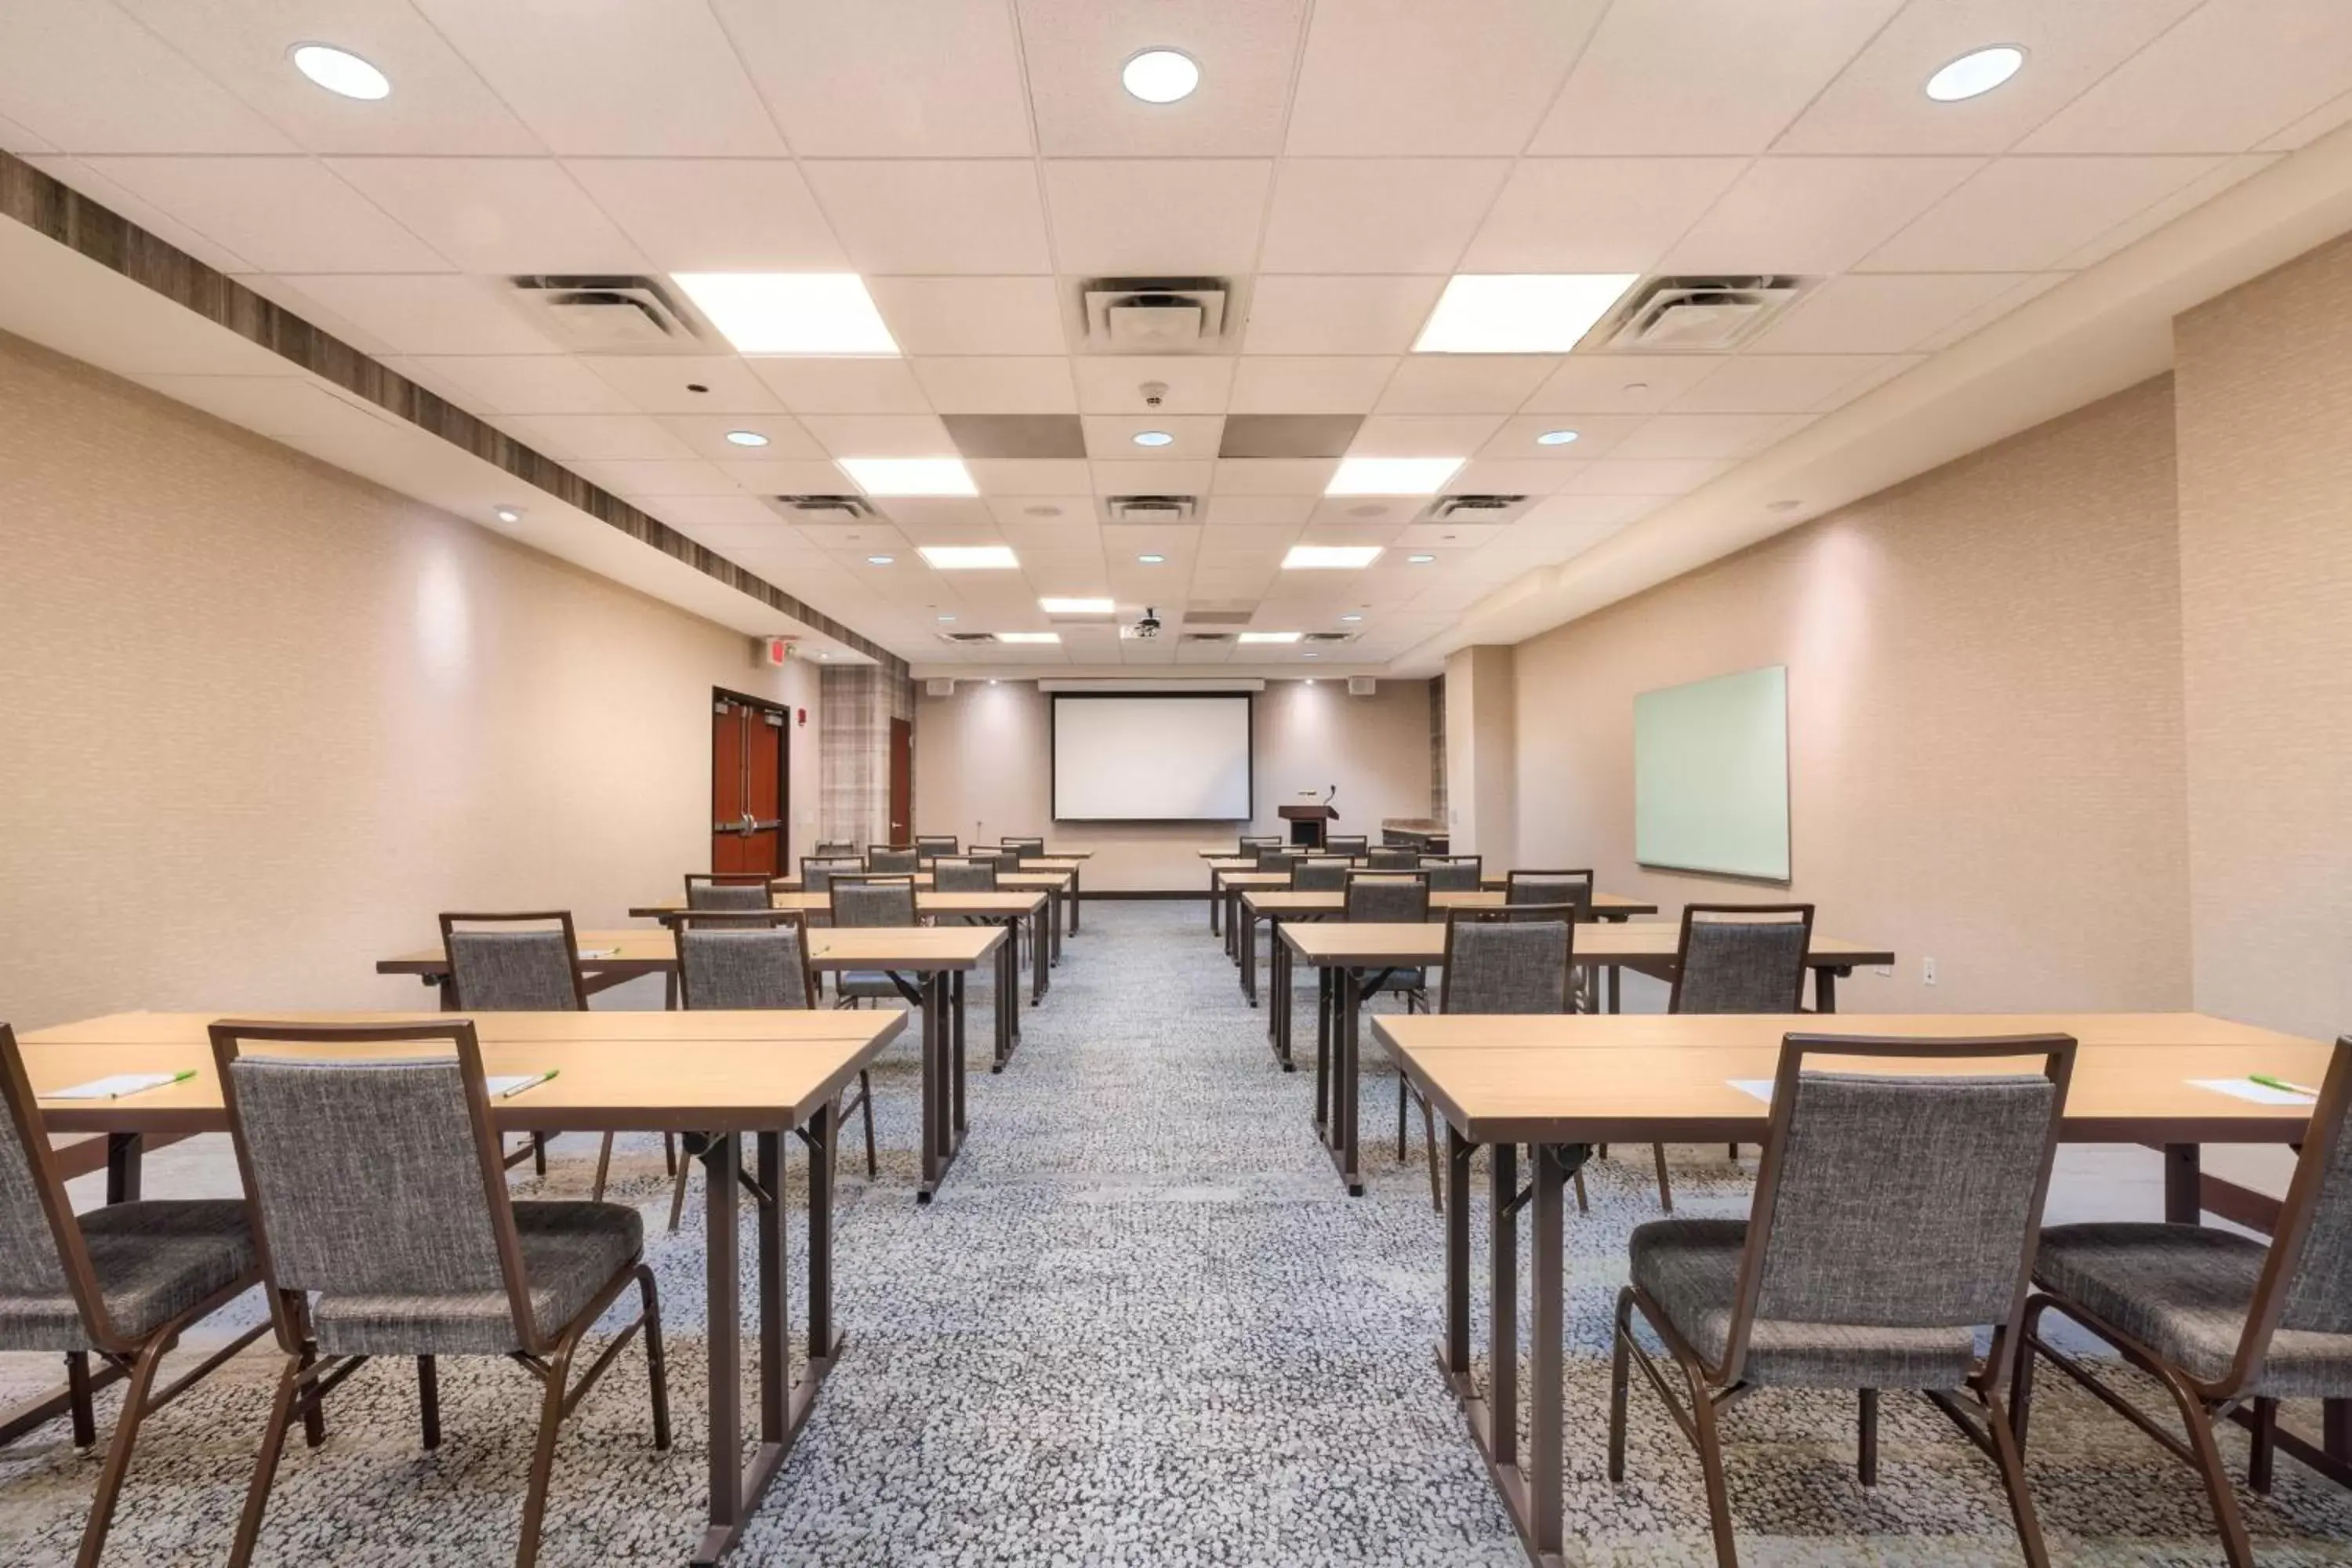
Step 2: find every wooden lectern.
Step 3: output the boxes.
[1278,803,1338,848]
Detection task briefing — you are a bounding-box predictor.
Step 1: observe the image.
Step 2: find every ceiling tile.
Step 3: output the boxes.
[270,274,559,356]
[944,414,1089,459]
[1348,415,1503,457]
[114,0,545,156]
[658,416,830,463]
[2060,154,2279,267]
[801,414,959,458]
[1017,0,1306,157]
[804,161,1051,274]
[571,459,742,497]
[325,158,647,272]
[1777,0,2204,156]
[499,413,699,463]
[1520,492,1666,530]
[967,459,1094,495]
[1560,459,1730,495]
[1200,495,1316,527]
[747,358,931,415]
[25,155,257,274]
[0,2,297,154]
[410,0,784,155]
[1613,412,1812,461]
[1530,0,1898,154]
[639,494,784,532]
[1915,274,2071,353]
[2021,0,2352,154]
[1863,156,2223,273]
[1373,355,1555,415]
[74,156,447,272]
[580,354,785,415]
[564,159,846,270]
[1211,459,1340,495]
[1091,459,1214,495]
[866,277,1069,356]
[1229,356,1397,413]
[988,495,1098,532]
[1664,157,1983,274]
[714,0,1032,156]
[1242,277,1446,355]
[1521,353,1726,414]
[391,354,637,416]
[717,459,851,494]
[1460,158,1748,273]
[1441,459,1577,496]
[1071,355,1236,415]
[1668,354,1913,414]
[1285,0,1608,154]
[913,358,1080,413]
[2262,89,2352,152]
[1476,413,1648,459]
[1259,158,1512,274]
[1218,415,1363,459]
[1083,415,1225,461]
[1042,160,1274,276]
[1748,272,2038,354]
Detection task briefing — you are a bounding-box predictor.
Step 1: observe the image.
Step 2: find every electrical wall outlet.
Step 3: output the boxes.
[1923,956,1938,986]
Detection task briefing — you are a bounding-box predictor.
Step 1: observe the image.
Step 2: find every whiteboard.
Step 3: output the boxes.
[1633,666,1791,880]
[1051,695,1252,821]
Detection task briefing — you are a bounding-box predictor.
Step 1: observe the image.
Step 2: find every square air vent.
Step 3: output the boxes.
[765,495,880,524]
[1181,631,1236,643]
[1104,495,1198,524]
[938,631,999,645]
[1182,608,1254,626]
[1081,278,1229,354]
[1592,276,1810,354]
[1302,630,1359,644]
[1427,495,1526,521]
[508,275,706,353]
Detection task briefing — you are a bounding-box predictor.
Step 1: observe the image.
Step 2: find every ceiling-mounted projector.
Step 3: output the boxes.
[1131,606,1162,639]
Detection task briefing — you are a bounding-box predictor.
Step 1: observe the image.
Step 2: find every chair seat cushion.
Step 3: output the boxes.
[1630,1218,1976,1390]
[0,1200,256,1351]
[1356,967,1425,994]
[835,970,909,1000]
[2034,1221,2352,1398]
[313,1202,641,1356]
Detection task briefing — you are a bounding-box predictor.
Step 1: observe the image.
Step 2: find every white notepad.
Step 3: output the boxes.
[485,1073,555,1099]
[2190,1078,2315,1107]
[576,947,617,960]
[48,1073,188,1101]
[1726,1079,1777,1103]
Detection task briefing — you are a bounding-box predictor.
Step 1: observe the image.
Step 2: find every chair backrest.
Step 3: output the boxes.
[913,835,959,862]
[1237,835,1283,853]
[210,1021,539,1355]
[0,1025,120,1348]
[1439,909,1574,1014]
[1255,845,1304,870]
[437,913,586,1011]
[1418,854,1483,892]
[932,858,998,893]
[800,855,866,894]
[814,840,857,858]
[1669,903,1815,1014]
[866,844,920,874]
[1324,835,1369,855]
[1365,848,1420,870]
[2231,1039,2352,1389]
[1508,868,1593,918]
[1290,858,1352,892]
[684,873,773,912]
[1715,1033,2075,1387]
[1003,836,1045,857]
[676,912,816,1010]
[1345,870,1431,924]
[830,876,918,928]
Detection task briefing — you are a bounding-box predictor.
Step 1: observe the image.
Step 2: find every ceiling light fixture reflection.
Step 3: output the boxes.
[291,43,390,100]
[1237,631,1303,644]
[1122,49,1200,104]
[1325,456,1465,496]
[1340,614,1363,622]
[1414,273,1639,354]
[995,631,1061,644]
[724,430,769,447]
[1137,554,1166,564]
[1131,430,1175,448]
[1926,45,2025,102]
[493,505,523,524]
[918,544,1020,570]
[1039,597,1115,615]
[1407,554,1436,564]
[1535,429,1580,447]
[672,272,898,355]
[839,456,978,497]
[1282,546,1382,569]
[866,554,895,565]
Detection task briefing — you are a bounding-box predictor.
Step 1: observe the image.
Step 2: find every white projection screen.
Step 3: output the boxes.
[1633,665,1791,880]
[1051,694,1253,822]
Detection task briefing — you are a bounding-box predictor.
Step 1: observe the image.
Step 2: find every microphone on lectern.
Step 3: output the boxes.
[1326,783,1338,804]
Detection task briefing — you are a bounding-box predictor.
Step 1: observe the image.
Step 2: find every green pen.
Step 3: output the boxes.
[167,1070,196,1083]
[2251,1073,2320,1098]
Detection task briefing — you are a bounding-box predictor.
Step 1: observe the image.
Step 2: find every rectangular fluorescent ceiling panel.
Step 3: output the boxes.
[840,457,978,497]
[1413,274,1639,354]
[1282,546,1382,570]
[1326,456,1465,495]
[919,544,1019,569]
[671,273,898,354]
[1040,597,1115,615]
[1236,631,1303,643]
[995,631,1062,644]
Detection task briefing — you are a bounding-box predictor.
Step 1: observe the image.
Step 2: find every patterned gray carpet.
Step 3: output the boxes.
[2,902,2350,1564]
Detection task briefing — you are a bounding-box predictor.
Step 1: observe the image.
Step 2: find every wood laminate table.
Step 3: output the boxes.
[1214,866,1610,953]
[1370,1010,2329,1568]
[774,871,1075,962]
[20,1007,906,1567]
[1283,922,1896,1194]
[377,927,1005,1200]
[1016,856,1087,936]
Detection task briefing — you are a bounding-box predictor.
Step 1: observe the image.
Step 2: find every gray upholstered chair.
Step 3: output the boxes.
[799,855,866,895]
[1237,834,1283,854]
[0,1023,264,1566]
[1003,836,1045,858]
[1365,848,1420,871]
[1508,868,1594,919]
[1324,834,1369,856]
[1290,858,1352,893]
[683,872,771,912]
[913,834,958,862]
[977,846,1024,873]
[2015,1036,2352,1566]
[866,844,920,874]
[1255,845,1305,871]
[211,1019,669,1568]
[1418,854,1483,892]
[829,876,920,1007]
[668,913,874,1231]
[1610,1032,2075,1568]
[933,858,999,893]
[438,913,604,1194]
[1342,871,1432,1012]
[814,840,857,858]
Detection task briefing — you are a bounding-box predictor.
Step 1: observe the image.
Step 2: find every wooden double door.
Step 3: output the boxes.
[713,690,789,876]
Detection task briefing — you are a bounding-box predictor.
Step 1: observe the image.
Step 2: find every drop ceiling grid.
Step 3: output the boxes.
[3,1,2351,666]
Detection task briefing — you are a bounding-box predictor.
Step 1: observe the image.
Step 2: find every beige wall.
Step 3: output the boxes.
[1512,378,2192,1014]
[1443,646,1517,866]
[0,330,820,1029]
[913,678,1433,891]
[2175,235,2352,1044]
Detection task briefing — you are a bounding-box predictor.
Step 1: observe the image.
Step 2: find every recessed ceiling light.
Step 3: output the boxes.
[937,614,956,622]
[919,544,1020,570]
[1407,554,1436,564]
[1283,546,1383,569]
[866,554,895,565]
[840,457,978,497]
[1302,654,1319,661]
[1040,597,1115,615]
[724,430,769,448]
[1305,677,1318,683]
[290,43,390,100]
[995,631,1061,644]
[1340,614,1363,622]
[818,652,831,660]
[1137,554,1166,564]
[671,273,898,355]
[1535,429,1580,447]
[1926,45,2025,103]
[1768,498,1803,513]
[1131,430,1176,448]
[1024,503,1064,517]
[493,505,523,524]
[1122,48,1200,104]
[1326,456,1465,496]
[1238,631,1303,644]
[1414,274,1639,354]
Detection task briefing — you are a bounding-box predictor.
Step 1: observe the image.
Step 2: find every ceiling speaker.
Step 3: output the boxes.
[925,677,956,697]
[1348,677,1377,697]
